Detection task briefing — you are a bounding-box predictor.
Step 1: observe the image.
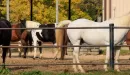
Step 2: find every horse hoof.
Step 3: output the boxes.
[54,58,60,60]
[81,70,86,73]
[19,55,21,57]
[54,58,57,60]
[23,56,26,58]
[104,69,108,71]
[115,69,120,72]
[60,58,64,60]
[39,57,42,59]
[74,69,79,73]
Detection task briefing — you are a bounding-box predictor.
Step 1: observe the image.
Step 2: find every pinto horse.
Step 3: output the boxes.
[30,24,55,59]
[0,19,12,65]
[20,19,68,59]
[25,23,68,59]
[59,12,130,73]
[19,19,41,58]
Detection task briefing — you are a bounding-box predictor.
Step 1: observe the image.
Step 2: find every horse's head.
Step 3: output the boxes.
[39,24,55,43]
[19,19,26,33]
[20,19,26,28]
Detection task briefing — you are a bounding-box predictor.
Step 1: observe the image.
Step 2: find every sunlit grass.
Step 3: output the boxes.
[13,70,130,75]
[99,47,130,55]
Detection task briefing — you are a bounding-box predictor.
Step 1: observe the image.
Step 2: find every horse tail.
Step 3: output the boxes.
[57,20,71,27]
[63,24,69,54]
[56,20,71,59]
[36,32,44,41]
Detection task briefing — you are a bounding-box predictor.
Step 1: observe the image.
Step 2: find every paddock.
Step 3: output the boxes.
[0,24,130,73]
[0,47,130,74]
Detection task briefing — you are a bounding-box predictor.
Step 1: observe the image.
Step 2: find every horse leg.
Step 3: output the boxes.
[74,41,85,73]
[73,49,78,72]
[23,47,28,58]
[38,42,42,59]
[8,48,11,58]
[2,48,8,68]
[33,41,37,59]
[61,47,66,60]
[114,48,120,71]
[18,41,22,57]
[21,39,28,58]
[72,40,85,73]
[54,46,61,60]
[104,47,110,71]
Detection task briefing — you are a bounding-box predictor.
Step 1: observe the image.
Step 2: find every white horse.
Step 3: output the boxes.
[58,12,130,73]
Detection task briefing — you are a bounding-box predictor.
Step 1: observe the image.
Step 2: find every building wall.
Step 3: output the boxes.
[103,0,130,21]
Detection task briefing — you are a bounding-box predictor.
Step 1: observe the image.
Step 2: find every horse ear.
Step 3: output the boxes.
[23,18,26,21]
[20,19,22,22]
[39,25,42,28]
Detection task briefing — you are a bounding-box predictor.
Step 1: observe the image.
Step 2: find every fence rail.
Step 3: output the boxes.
[0,26,130,30]
[0,24,130,71]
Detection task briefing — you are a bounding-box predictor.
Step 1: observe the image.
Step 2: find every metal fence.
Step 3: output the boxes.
[0,23,130,71]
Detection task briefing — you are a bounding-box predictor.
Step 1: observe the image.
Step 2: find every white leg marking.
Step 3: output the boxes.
[114,49,120,71]
[104,47,110,71]
[18,41,22,56]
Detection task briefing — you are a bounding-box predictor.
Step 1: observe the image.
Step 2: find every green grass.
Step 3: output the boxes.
[100,48,130,55]
[0,67,11,75]
[15,70,130,75]
[1,69,130,75]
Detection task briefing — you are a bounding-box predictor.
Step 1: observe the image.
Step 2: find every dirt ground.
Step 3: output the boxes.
[0,48,130,74]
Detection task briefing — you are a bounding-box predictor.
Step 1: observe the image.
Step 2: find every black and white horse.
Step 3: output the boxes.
[21,21,68,59]
[30,24,56,59]
[0,19,12,65]
[19,19,41,58]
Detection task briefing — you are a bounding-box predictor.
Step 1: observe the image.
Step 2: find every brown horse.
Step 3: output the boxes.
[8,23,28,57]
[8,24,21,57]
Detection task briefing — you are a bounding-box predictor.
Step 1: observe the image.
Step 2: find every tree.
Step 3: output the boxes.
[80,0,102,21]
[59,0,92,21]
[0,0,102,23]
[10,0,30,23]
[0,0,6,19]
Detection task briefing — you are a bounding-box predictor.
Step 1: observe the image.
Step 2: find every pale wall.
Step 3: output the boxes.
[103,0,130,21]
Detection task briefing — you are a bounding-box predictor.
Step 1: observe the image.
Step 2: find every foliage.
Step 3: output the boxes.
[0,0,102,23]
[10,0,30,23]
[1,66,130,75]
[80,0,102,21]
[19,70,43,75]
[0,67,11,75]
[16,70,130,75]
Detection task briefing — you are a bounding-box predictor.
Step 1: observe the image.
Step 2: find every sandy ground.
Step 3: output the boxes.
[0,48,130,74]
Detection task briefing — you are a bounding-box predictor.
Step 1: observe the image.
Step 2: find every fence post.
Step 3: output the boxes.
[109,23,114,70]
